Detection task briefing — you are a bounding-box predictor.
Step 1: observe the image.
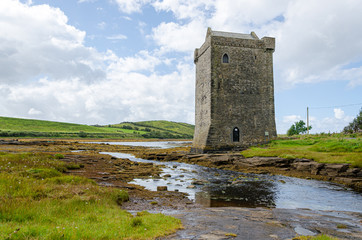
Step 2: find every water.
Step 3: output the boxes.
[87,141,191,149]
[102,151,362,212]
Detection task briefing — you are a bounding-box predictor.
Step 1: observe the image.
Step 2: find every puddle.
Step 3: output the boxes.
[87,141,191,149]
[102,151,362,212]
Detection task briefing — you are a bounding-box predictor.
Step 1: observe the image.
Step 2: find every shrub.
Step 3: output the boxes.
[54,153,64,159]
[343,108,362,133]
[111,190,129,205]
[131,217,143,227]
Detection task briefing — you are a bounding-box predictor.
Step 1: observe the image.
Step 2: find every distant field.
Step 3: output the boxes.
[0,116,194,139]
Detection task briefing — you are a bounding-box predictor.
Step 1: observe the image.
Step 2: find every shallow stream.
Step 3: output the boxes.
[97,141,362,212]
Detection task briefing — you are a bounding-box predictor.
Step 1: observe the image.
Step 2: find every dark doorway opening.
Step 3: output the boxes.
[233,127,240,142]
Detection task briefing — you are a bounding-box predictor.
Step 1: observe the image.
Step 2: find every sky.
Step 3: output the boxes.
[0,0,361,134]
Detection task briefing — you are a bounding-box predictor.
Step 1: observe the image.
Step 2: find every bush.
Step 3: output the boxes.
[343,108,362,133]
[131,217,143,227]
[287,120,312,136]
[112,190,129,205]
[78,131,87,138]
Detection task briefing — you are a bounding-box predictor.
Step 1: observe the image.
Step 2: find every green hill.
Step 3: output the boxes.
[0,116,194,139]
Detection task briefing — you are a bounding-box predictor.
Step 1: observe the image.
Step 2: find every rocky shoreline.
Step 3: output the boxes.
[136,152,362,192]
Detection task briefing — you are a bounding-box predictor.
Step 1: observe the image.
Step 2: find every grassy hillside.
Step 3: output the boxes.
[0,116,194,139]
[111,120,194,138]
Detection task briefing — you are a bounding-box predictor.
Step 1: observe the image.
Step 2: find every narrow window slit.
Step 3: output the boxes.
[223,54,229,63]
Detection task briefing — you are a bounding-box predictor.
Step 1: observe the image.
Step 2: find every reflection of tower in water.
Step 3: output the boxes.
[195,180,276,208]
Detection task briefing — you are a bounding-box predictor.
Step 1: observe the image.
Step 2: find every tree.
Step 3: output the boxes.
[287,120,312,136]
[343,108,362,133]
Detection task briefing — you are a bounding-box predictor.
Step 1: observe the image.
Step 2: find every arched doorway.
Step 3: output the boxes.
[233,127,240,142]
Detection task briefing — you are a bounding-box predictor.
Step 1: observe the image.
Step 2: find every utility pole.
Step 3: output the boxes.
[307,107,309,135]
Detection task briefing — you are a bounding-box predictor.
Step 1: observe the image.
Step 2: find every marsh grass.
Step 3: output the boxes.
[0,152,182,239]
[242,134,362,167]
[293,234,339,240]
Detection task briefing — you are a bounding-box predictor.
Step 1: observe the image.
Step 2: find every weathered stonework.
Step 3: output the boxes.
[192,28,277,153]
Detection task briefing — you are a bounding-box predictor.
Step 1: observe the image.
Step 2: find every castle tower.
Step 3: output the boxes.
[191,28,277,153]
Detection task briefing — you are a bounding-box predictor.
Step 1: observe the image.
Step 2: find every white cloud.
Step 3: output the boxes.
[0,0,105,85]
[208,0,288,32]
[106,34,128,40]
[106,50,162,73]
[149,0,362,89]
[97,21,106,29]
[1,0,361,132]
[123,16,132,21]
[282,115,302,124]
[0,0,195,125]
[334,108,344,119]
[272,0,362,88]
[114,0,151,14]
[309,114,354,133]
[0,58,195,124]
[28,108,42,115]
[153,0,214,20]
[151,20,206,53]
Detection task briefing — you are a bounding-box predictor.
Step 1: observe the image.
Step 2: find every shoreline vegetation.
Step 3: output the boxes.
[242,133,361,168]
[0,151,182,239]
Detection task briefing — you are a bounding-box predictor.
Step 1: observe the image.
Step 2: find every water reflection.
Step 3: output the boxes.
[196,181,276,208]
[88,141,191,149]
[102,151,362,212]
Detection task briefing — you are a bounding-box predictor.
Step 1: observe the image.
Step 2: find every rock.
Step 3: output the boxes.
[186,185,196,189]
[334,177,361,184]
[157,186,168,191]
[163,174,171,178]
[192,180,207,185]
[293,158,312,163]
[339,168,360,177]
[291,161,325,175]
[319,164,349,177]
[187,154,206,159]
[235,157,291,168]
[156,153,167,160]
[231,180,244,185]
[164,153,184,161]
[208,155,234,166]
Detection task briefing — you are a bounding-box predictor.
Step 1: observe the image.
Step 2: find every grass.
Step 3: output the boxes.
[0,116,194,139]
[0,152,182,239]
[242,133,362,167]
[293,234,339,240]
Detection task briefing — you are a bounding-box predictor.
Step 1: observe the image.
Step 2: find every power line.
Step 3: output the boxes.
[309,103,362,109]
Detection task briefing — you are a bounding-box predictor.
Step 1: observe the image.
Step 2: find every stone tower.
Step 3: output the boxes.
[191,28,277,153]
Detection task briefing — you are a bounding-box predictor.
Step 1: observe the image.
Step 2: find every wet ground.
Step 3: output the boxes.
[165,207,362,240]
[1,139,362,239]
[105,152,362,212]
